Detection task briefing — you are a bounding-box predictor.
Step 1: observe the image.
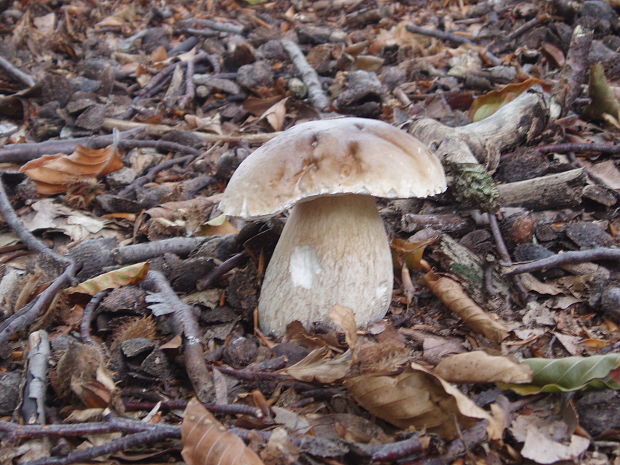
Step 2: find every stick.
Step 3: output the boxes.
[406,24,474,45]
[503,248,620,276]
[22,331,50,425]
[281,39,329,111]
[80,291,109,345]
[117,155,195,197]
[143,271,214,402]
[102,118,278,143]
[497,168,587,210]
[536,142,620,156]
[0,128,144,163]
[0,55,36,88]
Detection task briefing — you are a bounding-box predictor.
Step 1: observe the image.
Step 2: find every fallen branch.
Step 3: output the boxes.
[21,429,179,465]
[503,248,620,276]
[497,168,587,210]
[197,251,246,290]
[536,142,620,156]
[22,331,50,425]
[102,118,278,144]
[507,14,550,41]
[142,270,214,402]
[80,291,109,345]
[281,39,329,111]
[0,128,144,163]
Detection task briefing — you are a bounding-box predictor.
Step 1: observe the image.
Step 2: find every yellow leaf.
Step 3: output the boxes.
[67,262,150,295]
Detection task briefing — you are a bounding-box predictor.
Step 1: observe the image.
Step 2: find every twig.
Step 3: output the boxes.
[0,264,76,349]
[507,14,550,41]
[368,434,430,462]
[22,331,50,425]
[119,139,202,156]
[405,24,474,45]
[80,291,109,345]
[503,248,620,276]
[21,429,179,465]
[0,55,36,88]
[0,176,70,265]
[0,128,144,164]
[143,271,214,402]
[103,118,278,143]
[180,27,219,38]
[179,54,196,109]
[0,176,77,349]
[281,39,329,111]
[535,142,620,155]
[488,213,511,265]
[192,19,244,35]
[113,237,208,264]
[214,365,289,381]
[123,399,263,417]
[197,252,247,290]
[117,155,194,197]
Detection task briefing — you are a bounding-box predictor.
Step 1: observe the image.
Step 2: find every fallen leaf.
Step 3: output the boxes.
[286,347,352,383]
[468,78,548,122]
[66,262,150,296]
[329,305,357,347]
[259,97,288,131]
[20,144,124,195]
[345,362,496,440]
[433,351,533,384]
[423,271,509,343]
[500,354,620,394]
[181,398,264,465]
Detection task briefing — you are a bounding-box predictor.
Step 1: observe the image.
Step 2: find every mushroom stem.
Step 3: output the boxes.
[258,194,393,335]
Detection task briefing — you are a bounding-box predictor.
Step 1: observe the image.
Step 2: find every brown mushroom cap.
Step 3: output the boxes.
[219,117,447,218]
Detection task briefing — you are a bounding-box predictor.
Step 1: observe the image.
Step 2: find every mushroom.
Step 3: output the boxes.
[219,117,446,335]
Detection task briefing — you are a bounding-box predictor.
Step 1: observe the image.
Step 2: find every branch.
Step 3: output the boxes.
[281,39,329,111]
[0,55,36,88]
[503,248,620,276]
[406,24,474,45]
[143,271,214,402]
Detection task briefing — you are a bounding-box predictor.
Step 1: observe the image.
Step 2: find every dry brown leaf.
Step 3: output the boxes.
[433,351,533,384]
[259,97,288,132]
[345,362,495,440]
[181,398,264,465]
[423,272,509,343]
[285,346,352,383]
[20,144,124,195]
[329,304,357,347]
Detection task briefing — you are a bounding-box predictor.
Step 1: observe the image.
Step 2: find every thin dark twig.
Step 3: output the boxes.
[0,418,177,441]
[123,399,263,417]
[507,14,550,41]
[405,24,474,45]
[21,429,179,465]
[535,142,620,155]
[504,247,620,276]
[80,290,109,345]
[117,155,194,197]
[488,213,511,265]
[214,365,289,381]
[0,129,144,163]
[197,252,247,290]
[119,139,201,156]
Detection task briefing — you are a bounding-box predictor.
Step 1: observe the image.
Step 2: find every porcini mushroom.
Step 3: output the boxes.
[219,118,446,335]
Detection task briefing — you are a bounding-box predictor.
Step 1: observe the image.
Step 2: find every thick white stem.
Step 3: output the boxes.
[258,194,393,335]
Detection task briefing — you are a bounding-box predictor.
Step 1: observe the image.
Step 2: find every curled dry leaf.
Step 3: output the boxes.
[181,398,264,465]
[468,78,550,122]
[433,351,533,384]
[66,262,150,296]
[345,362,497,440]
[329,304,357,347]
[423,271,509,344]
[285,346,352,383]
[20,144,124,195]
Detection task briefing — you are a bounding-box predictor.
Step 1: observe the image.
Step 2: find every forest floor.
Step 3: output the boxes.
[1,0,620,464]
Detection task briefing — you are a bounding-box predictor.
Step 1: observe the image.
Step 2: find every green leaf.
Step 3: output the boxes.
[499,354,620,394]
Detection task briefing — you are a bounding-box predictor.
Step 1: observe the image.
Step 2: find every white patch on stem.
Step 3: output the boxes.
[289,244,322,289]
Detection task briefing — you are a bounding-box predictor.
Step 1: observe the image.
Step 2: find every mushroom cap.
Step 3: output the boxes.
[219,117,447,218]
